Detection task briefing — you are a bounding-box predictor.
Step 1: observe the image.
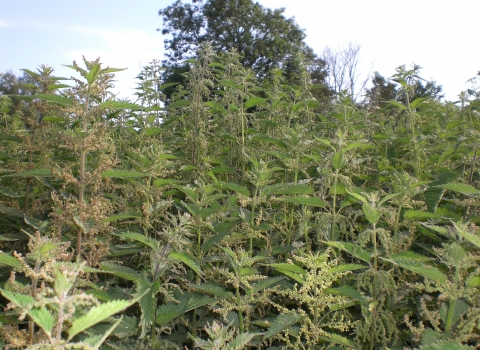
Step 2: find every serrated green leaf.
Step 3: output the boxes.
[29,307,54,334]
[404,210,438,220]
[271,263,307,275]
[86,63,101,85]
[267,184,314,196]
[385,100,407,110]
[324,241,371,263]
[68,299,132,340]
[274,196,326,207]
[116,232,158,250]
[332,150,345,170]
[263,312,303,340]
[99,100,143,110]
[384,257,446,284]
[0,253,22,269]
[439,182,479,196]
[191,283,233,299]
[466,276,480,288]
[318,331,355,347]
[153,178,180,187]
[325,286,369,305]
[327,264,368,274]
[223,182,251,197]
[0,134,22,142]
[145,127,162,136]
[156,293,216,326]
[363,203,381,224]
[390,251,432,262]
[454,222,480,248]
[202,221,237,252]
[250,277,284,294]
[0,205,24,218]
[245,97,265,109]
[169,251,202,276]
[1,289,35,307]
[104,211,142,222]
[167,99,191,109]
[21,94,73,107]
[1,168,53,178]
[100,261,139,282]
[101,170,150,178]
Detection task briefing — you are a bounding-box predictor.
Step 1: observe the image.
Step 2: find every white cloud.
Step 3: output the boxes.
[0,19,13,28]
[65,25,165,99]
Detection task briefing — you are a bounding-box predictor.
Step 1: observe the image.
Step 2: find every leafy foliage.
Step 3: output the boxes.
[1,31,480,350]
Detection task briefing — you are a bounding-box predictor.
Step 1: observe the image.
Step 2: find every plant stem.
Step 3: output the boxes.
[77,92,90,261]
[236,286,244,333]
[331,169,339,241]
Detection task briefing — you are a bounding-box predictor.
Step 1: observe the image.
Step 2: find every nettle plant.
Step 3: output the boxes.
[1,52,480,350]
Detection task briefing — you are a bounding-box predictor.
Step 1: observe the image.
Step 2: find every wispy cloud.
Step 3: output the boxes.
[66,25,165,99]
[0,19,13,28]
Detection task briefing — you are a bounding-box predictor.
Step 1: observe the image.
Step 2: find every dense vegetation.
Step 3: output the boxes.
[1,3,480,349]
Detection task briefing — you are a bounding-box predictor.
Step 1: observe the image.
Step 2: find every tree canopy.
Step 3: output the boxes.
[159,0,315,77]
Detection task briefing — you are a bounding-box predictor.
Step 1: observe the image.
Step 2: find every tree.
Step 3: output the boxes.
[157,0,328,97]
[321,42,370,102]
[364,72,398,108]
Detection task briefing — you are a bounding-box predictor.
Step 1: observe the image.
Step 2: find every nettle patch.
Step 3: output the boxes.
[0,53,479,350]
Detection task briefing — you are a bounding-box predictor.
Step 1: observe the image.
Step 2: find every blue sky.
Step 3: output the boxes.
[1,0,479,100]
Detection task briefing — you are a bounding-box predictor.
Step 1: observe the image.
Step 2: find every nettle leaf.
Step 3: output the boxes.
[100,261,139,282]
[222,182,251,197]
[404,210,439,220]
[319,331,355,347]
[266,184,314,196]
[325,286,369,305]
[86,63,101,84]
[68,299,132,341]
[1,168,53,178]
[29,307,54,335]
[324,241,371,263]
[145,127,163,136]
[20,94,74,107]
[271,263,307,284]
[1,290,35,308]
[263,312,303,340]
[383,257,446,284]
[438,182,480,196]
[245,97,265,109]
[0,134,22,142]
[167,99,191,109]
[274,196,327,208]
[169,251,202,276]
[202,221,238,252]
[0,205,24,218]
[102,170,151,178]
[190,283,233,299]
[454,223,480,248]
[250,277,284,295]
[115,232,158,250]
[362,203,381,225]
[104,211,142,222]
[466,276,480,288]
[327,264,368,274]
[154,178,180,187]
[0,253,22,270]
[99,100,143,110]
[156,293,216,326]
[385,100,407,110]
[332,150,345,170]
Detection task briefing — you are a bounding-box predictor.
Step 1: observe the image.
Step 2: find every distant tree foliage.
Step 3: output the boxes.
[157,0,330,100]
